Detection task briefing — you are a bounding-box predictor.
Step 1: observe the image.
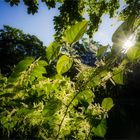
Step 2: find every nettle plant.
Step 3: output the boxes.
[0,20,140,139]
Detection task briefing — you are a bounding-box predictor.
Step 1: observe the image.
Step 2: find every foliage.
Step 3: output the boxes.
[53,0,120,38]
[0,56,111,139]
[0,62,112,139]
[112,15,138,50]
[0,21,116,140]
[46,41,61,63]
[72,38,103,66]
[97,46,108,58]
[54,0,85,39]
[56,55,73,75]
[5,0,63,14]
[63,20,88,45]
[112,67,124,85]
[101,98,114,111]
[92,119,107,138]
[5,0,139,39]
[0,25,46,76]
[127,43,140,61]
[0,12,140,139]
[119,0,140,20]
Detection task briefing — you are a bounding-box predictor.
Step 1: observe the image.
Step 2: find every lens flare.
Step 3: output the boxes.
[124,40,133,48]
[122,35,136,53]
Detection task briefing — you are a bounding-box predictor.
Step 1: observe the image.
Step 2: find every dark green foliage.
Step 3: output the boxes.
[54,0,85,39]
[86,0,120,37]
[0,25,46,76]
[5,0,138,39]
[120,0,140,20]
[72,39,101,67]
[54,0,120,38]
[46,41,61,63]
[5,0,61,14]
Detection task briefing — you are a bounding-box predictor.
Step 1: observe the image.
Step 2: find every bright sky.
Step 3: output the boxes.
[0,1,123,46]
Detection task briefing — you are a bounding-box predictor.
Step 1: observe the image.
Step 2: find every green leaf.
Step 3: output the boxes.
[38,60,48,66]
[77,89,95,105]
[127,43,140,61]
[97,46,108,58]
[46,41,61,62]
[101,97,114,111]
[87,76,101,88]
[13,57,34,73]
[43,98,62,116]
[112,16,136,44]
[30,60,47,80]
[56,55,73,74]
[31,67,46,78]
[63,20,88,45]
[92,119,107,138]
[112,68,124,85]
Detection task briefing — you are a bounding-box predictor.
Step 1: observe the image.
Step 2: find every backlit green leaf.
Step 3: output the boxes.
[97,46,108,58]
[77,89,95,106]
[127,43,140,61]
[56,55,73,74]
[101,97,114,111]
[63,20,88,45]
[30,60,47,80]
[31,67,46,78]
[92,119,107,138]
[38,60,48,66]
[112,68,124,85]
[46,41,61,62]
[112,16,136,44]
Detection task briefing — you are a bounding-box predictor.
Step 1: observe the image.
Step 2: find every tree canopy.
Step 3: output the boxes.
[5,0,140,39]
[0,25,46,75]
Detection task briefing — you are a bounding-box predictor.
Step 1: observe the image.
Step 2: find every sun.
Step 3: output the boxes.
[122,35,136,53]
[124,40,134,48]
